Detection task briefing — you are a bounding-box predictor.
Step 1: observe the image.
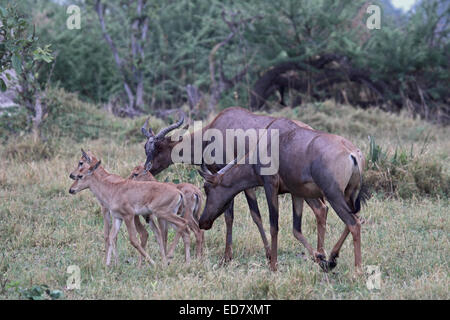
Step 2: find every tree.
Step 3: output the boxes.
[93,0,149,116]
[0,2,53,141]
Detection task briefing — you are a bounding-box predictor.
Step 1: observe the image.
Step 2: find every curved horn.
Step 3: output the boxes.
[155,113,185,140]
[141,118,153,138]
[217,158,237,175]
[81,148,92,163]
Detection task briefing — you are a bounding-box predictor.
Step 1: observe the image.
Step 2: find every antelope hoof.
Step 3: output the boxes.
[219,251,233,266]
[269,262,278,272]
[314,253,329,272]
[327,252,339,271]
[327,259,337,271]
[219,256,231,267]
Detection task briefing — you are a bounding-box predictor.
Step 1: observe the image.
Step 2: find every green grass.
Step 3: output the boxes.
[0,97,448,299]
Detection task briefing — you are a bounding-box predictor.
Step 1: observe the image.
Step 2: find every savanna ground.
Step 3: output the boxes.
[0,93,448,299]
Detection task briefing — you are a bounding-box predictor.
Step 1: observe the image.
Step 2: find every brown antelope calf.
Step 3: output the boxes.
[68,155,192,266]
[140,108,332,264]
[198,118,366,272]
[129,164,204,258]
[69,150,153,266]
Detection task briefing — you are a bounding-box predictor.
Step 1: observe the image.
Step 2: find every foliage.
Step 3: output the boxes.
[0,2,32,91]
[19,284,63,300]
[364,136,449,198]
[0,1,54,141]
[2,136,55,161]
[10,0,446,123]
[0,87,164,151]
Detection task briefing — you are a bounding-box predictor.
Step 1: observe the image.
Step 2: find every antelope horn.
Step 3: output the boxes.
[217,158,237,175]
[81,148,92,163]
[155,113,185,140]
[141,118,153,138]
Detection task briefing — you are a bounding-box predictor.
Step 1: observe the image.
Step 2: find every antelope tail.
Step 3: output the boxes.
[192,193,203,222]
[176,193,186,217]
[350,154,370,214]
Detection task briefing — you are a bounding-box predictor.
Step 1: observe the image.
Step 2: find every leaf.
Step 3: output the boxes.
[49,290,63,299]
[0,78,6,92]
[31,285,44,296]
[0,6,6,17]
[188,170,197,180]
[11,55,22,74]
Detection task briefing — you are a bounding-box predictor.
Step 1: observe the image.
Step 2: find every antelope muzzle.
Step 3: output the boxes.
[198,216,214,230]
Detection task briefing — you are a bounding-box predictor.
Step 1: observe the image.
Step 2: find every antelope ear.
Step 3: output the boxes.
[197,169,217,184]
[88,160,101,175]
[141,118,154,138]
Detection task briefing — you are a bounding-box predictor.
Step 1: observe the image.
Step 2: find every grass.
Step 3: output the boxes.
[0,96,449,299]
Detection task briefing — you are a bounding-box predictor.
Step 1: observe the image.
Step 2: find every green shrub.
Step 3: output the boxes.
[2,136,55,162]
[0,88,165,145]
[270,101,438,141]
[364,137,449,199]
[0,107,29,143]
[42,88,126,142]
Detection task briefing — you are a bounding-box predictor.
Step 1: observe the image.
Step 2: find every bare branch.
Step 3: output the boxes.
[95,0,123,69]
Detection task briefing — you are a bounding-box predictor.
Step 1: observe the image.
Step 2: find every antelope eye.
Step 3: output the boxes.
[78,162,83,167]
[133,173,138,177]
[77,175,83,179]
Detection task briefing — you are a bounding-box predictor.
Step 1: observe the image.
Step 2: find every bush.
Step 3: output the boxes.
[2,136,55,162]
[0,106,29,143]
[364,136,449,198]
[270,101,437,141]
[0,88,164,145]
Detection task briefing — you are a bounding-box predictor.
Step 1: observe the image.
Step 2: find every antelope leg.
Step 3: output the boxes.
[244,188,271,261]
[292,196,327,270]
[147,215,167,265]
[134,216,149,268]
[222,199,234,264]
[106,218,122,266]
[305,198,328,256]
[102,206,112,264]
[262,177,279,272]
[123,214,155,266]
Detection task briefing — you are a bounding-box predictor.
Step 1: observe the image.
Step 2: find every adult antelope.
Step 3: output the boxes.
[68,153,192,266]
[198,118,366,272]
[129,164,204,258]
[141,107,332,264]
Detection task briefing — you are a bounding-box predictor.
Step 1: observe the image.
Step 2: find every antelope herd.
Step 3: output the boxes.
[68,107,367,273]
